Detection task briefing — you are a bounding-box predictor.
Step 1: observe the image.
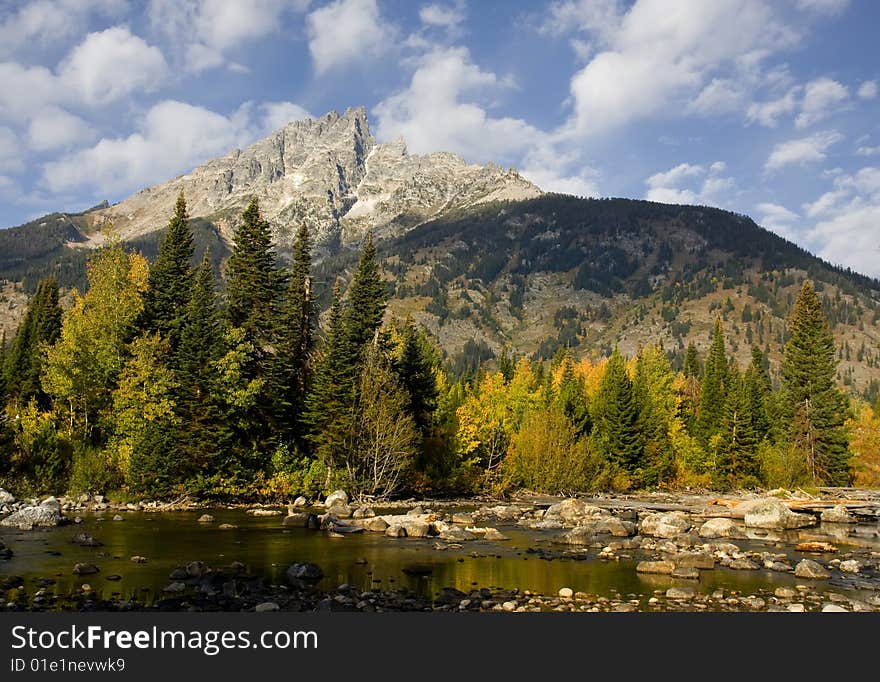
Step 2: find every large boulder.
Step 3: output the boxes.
[476,505,526,521]
[380,515,432,537]
[740,499,816,530]
[638,511,692,538]
[698,517,745,539]
[794,559,831,579]
[282,513,311,527]
[0,488,14,505]
[636,560,675,575]
[324,490,349,508]
[1,504,63,529]
[544,499,606,526]
[820,505,856,524]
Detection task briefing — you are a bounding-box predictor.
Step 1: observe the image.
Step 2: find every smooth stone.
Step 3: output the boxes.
[794,559,831,579]
[286,562,323,582]
[324,490,349,508]
[821,505,856,524]
[839,559,860,573]
[821,604,848,612]
[558,587,574,599]
[666,587,695,600]
[638,511,692,538]
[292,496,308,508]
[740,499,816,530]
[255,602,280,613]
[698,517,745,539]
[671,567,700,580]
[728,558,760,570]
[636,560,675,575]
[674,552,715,569]
[198,514,215,523]
[72,563,99,575]
[283,513,311,527]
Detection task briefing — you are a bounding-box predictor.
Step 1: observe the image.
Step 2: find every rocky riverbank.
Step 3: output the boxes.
[2,486,880,612]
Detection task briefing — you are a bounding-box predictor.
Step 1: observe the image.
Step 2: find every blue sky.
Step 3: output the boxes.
[1,0,879,277]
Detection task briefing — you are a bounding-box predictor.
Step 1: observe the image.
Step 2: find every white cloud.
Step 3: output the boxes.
[856,145,880,157]
[307,0,394,75]
[147,0,308,73]
[27,107,94,151]
[795,0,850,14]
[755,201,799,239]
[58,26,168,106]
[644,160,734,206]
[746,86,800,127]
[795,77,848,128]
[688,78,743,115]
[42,100,259,196]
[419,2,467,28]
[560,0,799,138]
[0,62,60,123]
[764,130,842,172]
[0,127,23,173]
[858,80,878,100]
[260,101,312,131]
[0,0,126,58]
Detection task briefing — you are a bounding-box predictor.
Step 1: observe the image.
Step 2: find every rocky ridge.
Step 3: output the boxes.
[79,107,541,254]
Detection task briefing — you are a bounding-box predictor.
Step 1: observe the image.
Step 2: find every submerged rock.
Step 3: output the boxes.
[198,514,215,523]
[636,560,675,575]
[286,562,323,582]
[72,563,99,575]
[70,532,102,547]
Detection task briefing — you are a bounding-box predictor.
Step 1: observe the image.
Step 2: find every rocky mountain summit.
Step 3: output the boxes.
[80,106,541,254]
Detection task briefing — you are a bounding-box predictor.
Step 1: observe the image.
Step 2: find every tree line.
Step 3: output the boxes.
[0,194,877,500]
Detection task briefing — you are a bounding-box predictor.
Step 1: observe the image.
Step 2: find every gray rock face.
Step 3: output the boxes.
[794,559,831,579]
[1,504,63,529]
[820,505,856,524]
[86,108,541,255]
[740,499,816,530]
[638,511,692,538]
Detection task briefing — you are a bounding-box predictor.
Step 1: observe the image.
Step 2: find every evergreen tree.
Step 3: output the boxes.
[225,198,284,347]
[718,365,759,488]
[781,281,851,485]
[696,318,728,445]
[342,232,386,351]
[395,316,440,437]
[633,345,676,485]
[594,348,642,474]
[175,253,228,475]
[744,346,772,442]
[140,192,194,350]
[4,276,62,409]
[683,342,701,378]
[272,224,315,444]
[555,358,590,437]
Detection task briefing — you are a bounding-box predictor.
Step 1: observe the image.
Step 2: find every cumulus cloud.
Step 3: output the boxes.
[0,0,126,58]
[795,77,848,128]
[559,0,799,138]
[0,62,60,123]
[755,201,799,239]
[746,86,800,127]
[42,100,260,196]
[764,130,842,172]
[307,0,394,75]
[0,126,23,173]
[858,80,878,100]
[856,145,880,157]
[419,1,467,29]
[644,160,733,206]
[803,167,880,277]
[148,0,308,73]
[260,101,312,131]
[27,107,94,151]
[58,26,167,106]
[688,78,744,115]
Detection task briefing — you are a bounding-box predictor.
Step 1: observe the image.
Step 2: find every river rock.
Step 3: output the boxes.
[638,511,692,538]
[838,559,861,573]
[198,514,215,523]
[252,509,282,517]
[740,499,816,530]
[186,561,207,578]
[385,525,407,538]
[218,523,237,529]
[130,556,148,563]
[671,567,700,579]
[439,527,476,541]
[286,562,323,582]
[774,586,798,599]
[324,490,349,508]
[1,504,63,529]
[821,603,848,612]
[794,559,831,579]
[728,558,760,570]
[452,513,475,525]
[70,531,102,547]
[544,499,605,526]
[283,512,311,527]
[0,488,14,505]
[674,552,715,570]
[698,517,744,539]
[794,541,837,553]
[0,575,23,590]
[327,504,352,519]
[483,528,509,541]
[41,496,61,513]
[163,582,186,593]
[72,563,99,575]
[255,602,280,613]
[356,517,388,532]
[352,506,376,519]
[821,505,856,524]
[666,587,695,600]
[0,540,12,560]
[292,496,308,508]
[558,587,574,598]
[636,560,675,575]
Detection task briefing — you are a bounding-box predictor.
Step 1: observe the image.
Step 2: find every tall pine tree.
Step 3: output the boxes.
[594,348,643,475]
[141,192,194,350]
[272,224,315,444]
[696,318,728,445]
[781,281,851,485]
[744,345,772,442]
[718,364,759,488]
